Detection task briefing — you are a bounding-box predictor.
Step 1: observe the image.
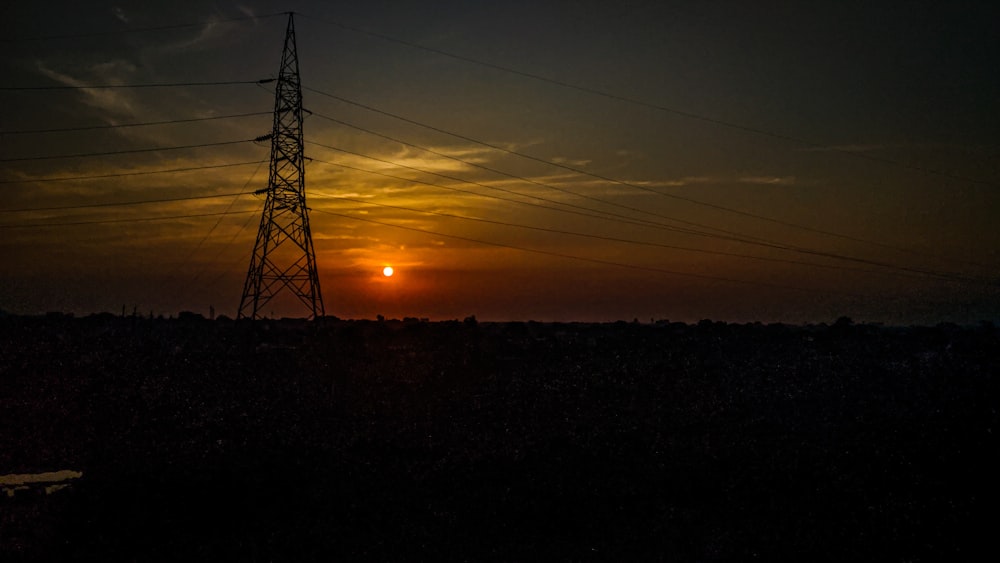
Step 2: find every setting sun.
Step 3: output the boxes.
[383,266,394,277]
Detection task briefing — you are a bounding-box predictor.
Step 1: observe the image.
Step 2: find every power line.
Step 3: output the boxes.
[0,210,258,229]
[309,110,838,260]
[0,79,275,91]
[308,141,794,254]
[310,157,654,225]
[0,160,266,185]
[307,142,845,270]
[310,206,869,298]
[170,161,268,306]
[310,110,747,238]
[306,144,980,284]
[177,160,267,289]
[317,192,961,284]
[309,116,887,262]
[307,140,703,235]
[308,139,821,256]
[0,111,270,135]
[308,156,859,284]
[0,13,288,43]
[0,138,262,163]
[304,89,881,241]
[0,191,249,213]
[304,86,990,270]
[297,13,998,189]
[197,214,260,299]
[307,157,667,231]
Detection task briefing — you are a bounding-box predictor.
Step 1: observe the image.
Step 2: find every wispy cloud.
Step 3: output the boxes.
[551,156,592,167]
[237,5,257,19]
[510,173,801,196]
[795,144,889,153]
[628,176,711,188]
[738,176,797,186]
[395,144,495,170]
[156,19,226,53]
[533,175,714,191]
[319,144,492,176]
[35,60,141,121]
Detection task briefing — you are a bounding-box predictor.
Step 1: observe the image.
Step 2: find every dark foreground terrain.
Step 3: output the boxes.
[1,314,997,561]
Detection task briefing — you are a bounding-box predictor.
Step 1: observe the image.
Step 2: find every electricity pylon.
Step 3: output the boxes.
[238,13,324,319]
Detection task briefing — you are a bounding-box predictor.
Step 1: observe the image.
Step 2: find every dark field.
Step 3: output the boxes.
[1,315,997,561]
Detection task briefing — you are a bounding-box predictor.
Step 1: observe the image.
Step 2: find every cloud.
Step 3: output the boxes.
[392,144,493,172]
[551,156,592,167]
[319,143,493,177]
[516,173,800,196]
[154,17,232,53]
[626,176,713,188]
[35,60,141,120]
[738,176,797,186]
[237,5,257,19]
[312,191,375,200]
[163,22,220,51]
[311,232,381,242]
[532,175,714,191]
[795,144,889,153]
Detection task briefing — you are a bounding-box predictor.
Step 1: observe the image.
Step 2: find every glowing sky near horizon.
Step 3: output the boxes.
[1,0,997,323]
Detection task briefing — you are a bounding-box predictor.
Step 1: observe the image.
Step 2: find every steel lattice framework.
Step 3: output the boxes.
[238,13,324,319]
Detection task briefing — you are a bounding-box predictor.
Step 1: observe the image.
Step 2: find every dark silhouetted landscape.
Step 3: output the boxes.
[1,313,996,560]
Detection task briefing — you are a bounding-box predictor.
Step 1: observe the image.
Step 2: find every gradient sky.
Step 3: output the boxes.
[1,1,998,323]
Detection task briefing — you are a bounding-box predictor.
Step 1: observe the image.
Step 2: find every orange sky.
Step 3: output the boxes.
[1,1,998,323]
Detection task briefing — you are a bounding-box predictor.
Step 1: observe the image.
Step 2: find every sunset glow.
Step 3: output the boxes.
[0,2,996,324]
[4,5,995,560]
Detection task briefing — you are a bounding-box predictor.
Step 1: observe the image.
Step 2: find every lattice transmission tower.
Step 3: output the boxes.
[238,13,324,319]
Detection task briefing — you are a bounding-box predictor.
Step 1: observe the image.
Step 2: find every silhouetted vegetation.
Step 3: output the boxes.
[1,315,997,560]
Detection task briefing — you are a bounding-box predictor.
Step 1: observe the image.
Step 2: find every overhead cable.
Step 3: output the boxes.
[0,209,258,229]
[0,13,287,42]
[309,157,987,285]
[0,111,270,135]
[0,160,266,184]
[297,13,997,188]
[0,79,275,91]
[310,207,869,298]
[316,192,958,284]
[0,139,263,163]
[310,110,758,241]
[176,160,267,289]
[0,191,250,213]
[306,144,980,284]
[304,86,990,270]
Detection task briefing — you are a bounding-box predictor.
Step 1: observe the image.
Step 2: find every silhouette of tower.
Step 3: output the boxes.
[239,13,324,319]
